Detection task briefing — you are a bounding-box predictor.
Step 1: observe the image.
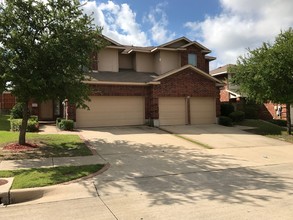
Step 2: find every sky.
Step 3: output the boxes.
[81,0,293,70]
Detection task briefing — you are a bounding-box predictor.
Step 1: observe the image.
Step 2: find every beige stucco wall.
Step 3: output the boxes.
[98,48,119,72]
[154,51,181,74]
[119,54,133,69]
[135,53,155,72]
[160,51,181,74]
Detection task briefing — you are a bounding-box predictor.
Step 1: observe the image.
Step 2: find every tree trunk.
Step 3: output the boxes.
[19,101,29,145]
[286,103,291,135]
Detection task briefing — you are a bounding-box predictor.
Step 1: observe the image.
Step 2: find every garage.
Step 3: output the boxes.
[190,97,216,124]
[159,97,187,125]
[76,96,145,127]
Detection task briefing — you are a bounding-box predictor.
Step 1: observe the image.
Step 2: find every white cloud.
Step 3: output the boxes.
[185,0,293,69]
[81,1,150,46]
[144,2,176,45]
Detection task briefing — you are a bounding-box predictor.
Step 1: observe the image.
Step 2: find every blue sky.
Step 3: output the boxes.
[82,0,293,69]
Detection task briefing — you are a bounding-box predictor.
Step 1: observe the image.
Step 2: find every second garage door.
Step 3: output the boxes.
[76,96,145,127]
[159,97,187,125]
[190,97,216,124]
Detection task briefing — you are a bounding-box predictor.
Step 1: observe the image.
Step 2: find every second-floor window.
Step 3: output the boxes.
[188,54,197,66]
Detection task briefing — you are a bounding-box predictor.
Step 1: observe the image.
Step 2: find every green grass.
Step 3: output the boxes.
[238,119,284,135]
[238,119,293,144]
[0,114,92,159]
[0,114,10,131]
[0,164,103,189]
[0,134,93,159]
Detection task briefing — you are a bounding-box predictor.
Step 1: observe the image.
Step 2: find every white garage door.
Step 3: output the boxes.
[76,96,145,127]
[159,97,186,125]
[190,97,216,124]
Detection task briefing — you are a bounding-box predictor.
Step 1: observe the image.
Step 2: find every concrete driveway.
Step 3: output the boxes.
[83,126,293,219]
[1,125,293,219]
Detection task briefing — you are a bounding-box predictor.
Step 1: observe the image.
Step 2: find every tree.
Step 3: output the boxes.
[0,0,105,144]
[230,28,293,134]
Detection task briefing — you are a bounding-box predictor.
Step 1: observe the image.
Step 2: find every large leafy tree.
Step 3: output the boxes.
[0,0,104,144]
[230,28,293,134]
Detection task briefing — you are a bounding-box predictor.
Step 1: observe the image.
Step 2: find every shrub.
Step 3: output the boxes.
[58,119,74,131]
[10,103,25,119]
[30,115,38,122]
[268,119,287,127]
[218,116,233,126]
[220,103,234,116]
[244,105,259,119]
[229,111,245,122]
[10,119,39,132]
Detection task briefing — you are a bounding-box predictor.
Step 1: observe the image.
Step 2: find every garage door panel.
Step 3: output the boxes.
[159,97,186,126]
[76,96,144,127]
[190,97,216,124]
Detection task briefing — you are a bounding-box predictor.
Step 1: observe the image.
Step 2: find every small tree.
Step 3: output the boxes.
[0,0,105,144]
[230,28,293,134]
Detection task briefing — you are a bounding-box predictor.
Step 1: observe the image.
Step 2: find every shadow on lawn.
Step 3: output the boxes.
[81,138,293,207]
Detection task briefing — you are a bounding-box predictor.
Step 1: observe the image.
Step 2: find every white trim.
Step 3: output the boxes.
[153,64,223,84]
[83,81,160,86]
[226,89,241,98]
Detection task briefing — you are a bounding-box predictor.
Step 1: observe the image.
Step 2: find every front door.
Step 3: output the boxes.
[39,100,53,120]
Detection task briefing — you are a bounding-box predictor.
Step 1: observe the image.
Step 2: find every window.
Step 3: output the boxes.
[188,54,197,66]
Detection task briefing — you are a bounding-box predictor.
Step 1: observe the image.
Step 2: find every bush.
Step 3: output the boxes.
[269,119,287,127]
[229,111,245,122]
[10,103,25,119]
[244,105,259,119]
[10,119,39,132]
[30,115,38,121]
[218,116,233,126]
[58,119,74,131]
[220,103,234,116]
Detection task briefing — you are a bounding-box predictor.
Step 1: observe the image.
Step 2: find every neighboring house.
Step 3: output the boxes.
[0,92,16,113]
[19,36,224,127]
[210,64,244,102]
[210,64,289,121]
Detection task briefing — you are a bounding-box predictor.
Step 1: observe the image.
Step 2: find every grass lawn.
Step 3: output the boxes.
[0,164,103,189]
[237,119,293,143]
[0,114,92,159]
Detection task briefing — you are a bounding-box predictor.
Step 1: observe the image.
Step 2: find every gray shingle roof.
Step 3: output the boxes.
[86,70,158,83]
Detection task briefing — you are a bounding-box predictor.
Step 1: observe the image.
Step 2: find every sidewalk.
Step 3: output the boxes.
[0,155,106,170]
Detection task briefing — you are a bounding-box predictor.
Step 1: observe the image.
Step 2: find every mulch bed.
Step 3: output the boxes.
[0,179,8,186]
[3,143,40,151]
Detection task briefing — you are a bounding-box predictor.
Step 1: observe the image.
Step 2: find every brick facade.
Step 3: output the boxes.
[0,92,16,111]
[181,45,210,73]
[83,69,221,122]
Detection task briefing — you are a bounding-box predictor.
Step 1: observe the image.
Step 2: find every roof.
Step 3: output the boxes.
[103,35,212,55]
[85,70,159,84]
[84,65,224,86]
[210,64,234,76]
[153,64,224,85]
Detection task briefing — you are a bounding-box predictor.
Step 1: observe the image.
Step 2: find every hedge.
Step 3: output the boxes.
[57,119,74,131]
[218,116,233,126]
[229,111,245,122]
[10,119,39,132]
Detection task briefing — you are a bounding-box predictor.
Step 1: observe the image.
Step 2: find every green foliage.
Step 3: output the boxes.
[220,103,235,116]
[10,103,26,119]
[0,114,10,131]
[218,116,233,126]
[269,119,287,127]
[0,0,105,143]
[58,119,74,131]
[244,105,259,119]
[0,164,103,189]
[230,28,293,134]
[229,111,245,122]
[10,118,39,132]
